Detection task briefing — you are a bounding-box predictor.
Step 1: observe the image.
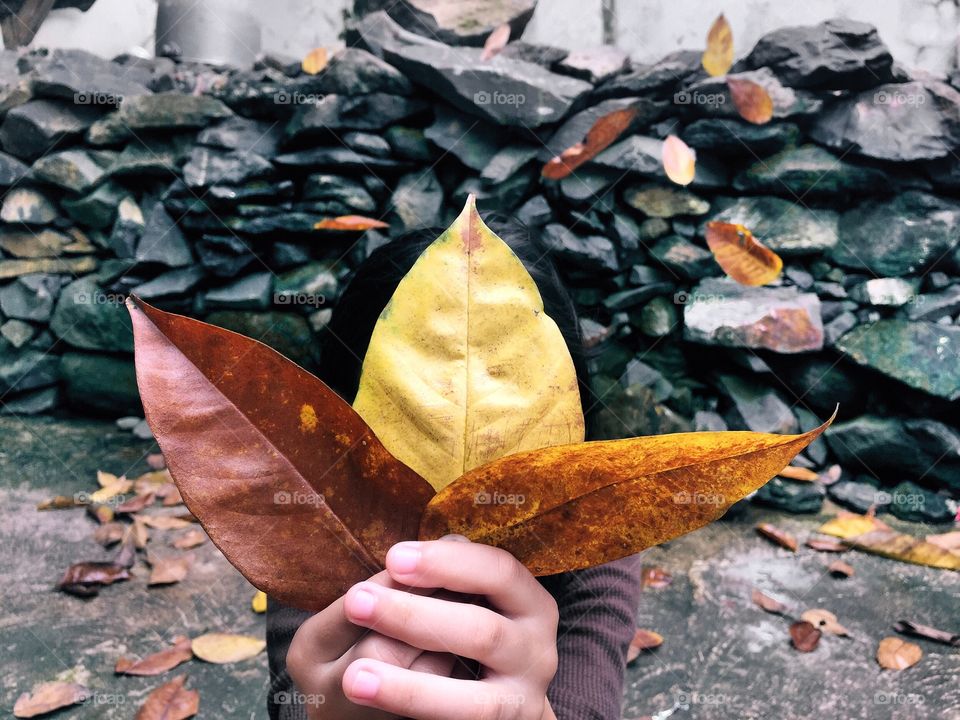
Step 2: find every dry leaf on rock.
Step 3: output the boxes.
[116,492,155,514]
[97,470,120,487]
[135,674,198,720]
[827,559,854,577]
[542,106,638,180]
[481,23,510,61]
[801,609,849,636]
[819,512,960,570]
[877,637,922,670]
[752,588,787,615]
[86,503,115,524]
[728,77,774,124]
[252,590,267,614]
[314,215,388,231]
[705,221,782,286]
[93,522,126,546]
[116,636,193,676]
[191,633,265,664]
[778,465,819,482]
[790,621,821,652]
[662,135,696,186]
[148,556,191,586]
[756,522,798,552]
[301,47,328,75]
[627,629,663,662]
[892,620,960,647]
[56,561,130,597]
[926,531,960,552]
[90,478,132,503]
[641,566,672,589]
[172,529,207,550]
[36,495,82,510]
[702,14,734,76]
[14,681,88,718]
[140,515,193,530]
[805,537,847,553]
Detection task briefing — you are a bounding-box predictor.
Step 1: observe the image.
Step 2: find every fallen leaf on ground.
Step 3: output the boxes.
[662,135,696,186]
[926,530,960,552]
[752,588,787,614]
[828,559,854,577]
[159,484,183,507]
[135,674,198,719]
[114,533,138,569]
[140,515,194,530]
[790,621,821,652]
[191,633,265,664]
[14,681,88,718]
[641,566,673,589]
[705,221,782,286]
[818,511,889,538]
[301,47,328,75]
[702,14,734,76]
[90,478,132,503]
[252,590,267,614]
[173,529,207,550]
[877,637,922,670]
[128,517,149,549]
[314,215,388,231]
[93,522,126,546]
[892,620,960,647]
[116,492,156,514]
[36,495,82,510]
[542,106,639,179]
[116,636,193,676]
[801,609,849,636]
[147,453,166,470]
[148,556,191,586]
[819,512,960,570]
[627,629,663,662]
[481,23,510,61]
[756,522,798,551]
[805,537,847,553]
[728,77,774,124]
[56,561,131,597]
[777,465,819,482]
[86,503,115,524]
[819,464,842,485]
[97,470,120,488]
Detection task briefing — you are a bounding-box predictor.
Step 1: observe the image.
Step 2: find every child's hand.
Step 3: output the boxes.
[340,536,560,720]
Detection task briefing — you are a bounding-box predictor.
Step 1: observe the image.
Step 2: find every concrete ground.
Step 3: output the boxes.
[1,416,957,719]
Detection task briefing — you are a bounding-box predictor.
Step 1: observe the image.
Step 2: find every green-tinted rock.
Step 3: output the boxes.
[717,373,797,434]
[61,182,128,229]
[705,196,838,256]
[302,174,376,212]
[753,478,825,513]
[682,118,800,156]
[87,93,233,144]
[29,149,106,192]
[0,187,57,224]
[384,126,431,161]
[836,319,960,400]
[591,383,692,440]
[205,273,273,310]
[1,318,34,348]
[205,311,318,370]
[49,277,133,352]
[649,235,715,279]
[887,481,953,523]
[0,343,59,394]
[624,183,710,218]
[733,144,888,196]
[637,296,678,337]
[59,352,141,414]
[275,263,338,307]
[0,385,58,414]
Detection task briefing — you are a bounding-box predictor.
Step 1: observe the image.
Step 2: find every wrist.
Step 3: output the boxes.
[541,697,558,720]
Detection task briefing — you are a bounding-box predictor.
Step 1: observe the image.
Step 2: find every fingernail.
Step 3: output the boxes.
[441,533,470,543]
[347,586,377,619]
[351,669,380,700]
[387,542,421,574]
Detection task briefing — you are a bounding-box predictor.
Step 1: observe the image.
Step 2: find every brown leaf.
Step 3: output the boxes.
[116,492,156,514]
[756,522,798,552]
[805,537,847,553]
[14,681,88,718]
[93,522,126,546]
[480,23,510,61]
[640,566,672,589]
[926,530,960,552]
[159,484,184,507]
[627,629,663,662]
[127,297,434,612]
[542,106,638,180]
[147,453,166,470]
[135,675,199,719]
[705,221,783,286]
[115,532,138,568]
[892,620,960,647]
[827,559,854,577]
[148,556,191,586]
[129,516,150,549]
[751,588,787,615]
[818,512,960,570]
[702,14,734,76]
[56,561,130,597]
[301,47,328,75]
[314,215,388,231]
[172,529,207,550]
[86,503,115,524]
[777,465,819,482]
[661,135,696,186]
[819,464,843,485]
[36,495,82,510]
[420,416,832,574]
[728,77,774,124]
[801,609,849,636]
[789,621,821,652]
[139,515,193,530]
[877,637,922,670]
[116,636,193,676]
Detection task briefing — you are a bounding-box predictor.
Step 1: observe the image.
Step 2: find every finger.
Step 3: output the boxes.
[351,632,424,670]
[408,651,458,678]
[385,539,547,619]
[344,582,522,672]
[343,658,538,720]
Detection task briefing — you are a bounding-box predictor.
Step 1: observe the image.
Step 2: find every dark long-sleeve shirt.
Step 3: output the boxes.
[266,554,644,720]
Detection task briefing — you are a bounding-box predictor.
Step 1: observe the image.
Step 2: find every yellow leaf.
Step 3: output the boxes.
[702,14,734,76]
[877,637,922,670]
[301,47,328,75]
[251,590,267,614]
[817,511,884,539]
[354,196,584,491]
[191,633,265,663]
[90,479,132,503]
[662,135,696,186]
[705,221,783,286]
[97,470,119,488]
[818,512,960,570]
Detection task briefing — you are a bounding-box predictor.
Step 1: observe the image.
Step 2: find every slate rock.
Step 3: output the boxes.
[302,174,376,213]
[29,148,106,193]
[741,18,895,90]
[591,383,691,440]
[205,311,318,369]
[0,343,59,394]
[887,481,953,523]
[649,235,715,280]
[706,196,838,256]
[827,480,890,514]
[343,131,392,158]
[795,406,828,464]
[182,146,273,188]
[823,311,858,347]
[694,410,727,432]
[624,184,710,218]
[836,319,960,400]
[832,192,960,275]
[319,47,413,95]
[87,93,233,144]
[733,144,889,196]
[380,0,537,47]
[603,284,673,312]
[718,373,797,434]
[103,134,193,177]
[516,195,552,227]
[754,478,825,514]
[683,278,823,353]
[273,146,410,172]
[285,93,426,141]
[557,47,630,84]
[0,187,57,224]
[849,278,918,307]
[424,104,501,171]
[384,125,431,161]
[205,273,273,310]
[26,48,151,102]
[275,262,339,307]
[541,223,619,273]
[681,119,800,156]
[591,134,728,187]
[196,235,256,277]
[681,67,823,120]
[59,352,141,414]
[0,99,100,159]
[0,150,28,186]
[61,181,127,229]
[0,385,58,414]
[49,277,133,352]
[0,273,61,322]
[592,50,704,100]
[1,318,33,348]
[391,168,443,230]
[132,266,206,300]
[635,296,678,337]
[810,81,960,162]
[105,195,144,258]
[0,256,97,280]
[907,285,960,322]
[197,116,283,157]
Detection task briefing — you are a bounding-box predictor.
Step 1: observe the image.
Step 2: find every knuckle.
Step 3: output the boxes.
[474,615,508,658]
[360,636,408,667]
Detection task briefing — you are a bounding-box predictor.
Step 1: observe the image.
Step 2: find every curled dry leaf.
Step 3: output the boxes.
[116,492,155,514]
[93,521,126,546]
[756,522,798,552]
[702,14,734,76]
[172,529,207,550]
[135,674,199,720]
[877,637,922,670]
[751,588,787,615]
[97,470,120,487]
[14,681,88,718]
[147,453,166,470]
[128,296,433,612]
[90,478,132,503]
[705,221,783,286]
[252,589,267,614]
[480,22,510,61]
[801,609,849,636]
[314,215,388,231]
[36,495,82,510]
[301,47,328,75]
[355,197,585,492]
[827,559,854,577]
[56,561,130,597]
[627,629,663,662]
[86,503,114,524]
[926,530,960,552]
[819,512,960,570]
[191,633,266,664]
[727,77,774,124]
[148,556,191,586]
[421,416,832,574]
[662,135,696,186]
[777,465,819,482]
[140,515,193,530]
[160,484,183,507]
[129,516,149,549]
[893,620,960,647]
[641,566,673,589]
[789,621,821,652]
[114,532,138,569]
[542,106,638,180]
[805,537,847,553]
[116,636,193,676]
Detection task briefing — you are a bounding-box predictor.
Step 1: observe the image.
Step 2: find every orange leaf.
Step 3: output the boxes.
[790,621,821,652]
[702,14,734,76]
[818,512,960,570]
[627,629,663,661]
[827,559,855,577]
[314,215,389,231]
[728,77,774,124]
[542,106,638,180]
[301,47,328,75]
[877,637,922,670]
[148,555,191,586]
[661,135,696,186]
[778,465,819,482]
[480,23,511,61]
[805,537,847,553]
[751,588,787,614]
[640,566,672,589]
[116,636,193,677]
[135,675,199,719]
[14,682,88,718]
[705,221,783,286]
[756,522,798,551]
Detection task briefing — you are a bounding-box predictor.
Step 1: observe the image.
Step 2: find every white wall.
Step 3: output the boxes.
[18,0,960,75]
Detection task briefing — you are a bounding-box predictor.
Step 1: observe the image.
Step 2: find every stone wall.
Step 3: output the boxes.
[0,13,958,519]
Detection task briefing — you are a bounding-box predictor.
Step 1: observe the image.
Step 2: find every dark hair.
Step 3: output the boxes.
[320,217,590,417]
